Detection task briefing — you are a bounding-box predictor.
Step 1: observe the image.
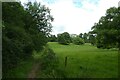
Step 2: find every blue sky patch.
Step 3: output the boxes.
[42,0,56,4]
[88,0,100,5]
[73,0,83,8]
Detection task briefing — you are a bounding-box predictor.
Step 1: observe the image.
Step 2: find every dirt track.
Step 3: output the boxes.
[28,62,41,78]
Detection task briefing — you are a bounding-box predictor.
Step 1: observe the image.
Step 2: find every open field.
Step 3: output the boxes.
[4,42,118,78]
[48,42,118,78]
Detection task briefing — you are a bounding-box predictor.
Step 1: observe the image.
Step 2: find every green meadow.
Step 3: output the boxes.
[2,1,120,79]
[4,42,118,78]
[48,42,118,78]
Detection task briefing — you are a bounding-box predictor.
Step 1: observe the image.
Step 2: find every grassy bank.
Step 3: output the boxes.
[3,47,59,78]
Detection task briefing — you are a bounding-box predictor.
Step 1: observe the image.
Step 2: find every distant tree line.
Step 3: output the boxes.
[2,1,53,75]
[49,7,120,51]
[48,32,96,45]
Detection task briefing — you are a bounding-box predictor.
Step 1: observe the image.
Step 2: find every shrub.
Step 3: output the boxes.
[40,47,67,78]
[41,47,58,69]
[72,37,84,45]
[57,32,71,45]
[40,47,61,77]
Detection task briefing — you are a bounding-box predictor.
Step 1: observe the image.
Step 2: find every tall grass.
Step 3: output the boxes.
[3,57,34,78]
[48,42,118,78]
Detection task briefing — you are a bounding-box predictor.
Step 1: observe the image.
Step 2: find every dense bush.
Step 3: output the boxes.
[48,35,57,42]
[72,37,84,45]
[41,48,56,69]
[40,47,60,77]
[97,41,113,49]
[40,46,66,78]
[57,32,71,45]
[2,1,53,75]
[89,34,96,46]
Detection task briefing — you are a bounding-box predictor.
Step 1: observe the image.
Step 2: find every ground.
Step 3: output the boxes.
[28,62,40,78]
[4,42,118,78]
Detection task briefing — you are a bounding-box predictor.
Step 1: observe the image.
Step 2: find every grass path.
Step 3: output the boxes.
[27,51,43,78]
[28,62,41,78]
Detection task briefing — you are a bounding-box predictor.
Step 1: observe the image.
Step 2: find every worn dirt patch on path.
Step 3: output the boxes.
[28,62,41,78]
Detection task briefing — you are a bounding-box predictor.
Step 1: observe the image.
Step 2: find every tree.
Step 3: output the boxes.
[2,2,33,74]
[83,33,89,43]
[91,7,120,50]
[57,32,71,45]
[79,33,83,39]
[48,35,57,42]
[72,37,84,45]
[24,1,54,51]
[2,1,54,76]
[89,34,96,45]
[24,1,54,36]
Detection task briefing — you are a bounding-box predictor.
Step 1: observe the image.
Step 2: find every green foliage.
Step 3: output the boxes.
[41,47,56,69]
[72,37,84,45]
[2,58,34,78]
[91,7,120,49]
[2,46,60,78]
[89,34,96,45]
[2,1,53,76]
[79,33,83,38]
[25,1,54,36]
[48,35,57,42]
[79,33,90,43]
[57,32,71,45]
[83,33,89,43]
[2,2,33,74]
[40,47,61,78]
[31,33,47,52]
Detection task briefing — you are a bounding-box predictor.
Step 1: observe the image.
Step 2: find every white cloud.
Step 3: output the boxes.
[49,0,119,35]
[21,0,120,35]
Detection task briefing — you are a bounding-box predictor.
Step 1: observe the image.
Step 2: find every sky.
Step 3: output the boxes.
[21,0,120,35]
